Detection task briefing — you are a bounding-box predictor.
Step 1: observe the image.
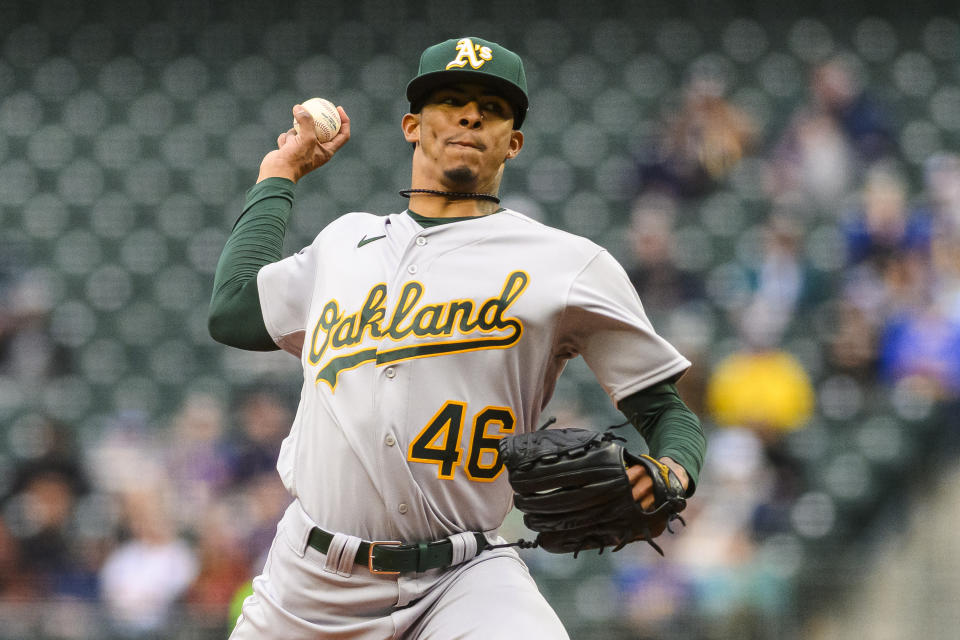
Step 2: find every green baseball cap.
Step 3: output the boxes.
[406,37,528,129]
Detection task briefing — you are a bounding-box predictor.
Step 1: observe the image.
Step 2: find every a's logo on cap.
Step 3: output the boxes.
[445,38,493,70]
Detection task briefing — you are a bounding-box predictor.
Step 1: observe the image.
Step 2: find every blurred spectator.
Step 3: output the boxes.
[877,299,960,400]
[86,411,166,495]
[1,416,96,599]
[228,388,291,486]
[769,57,894,210]
[839,165,934,339]
[165,392,232,528]
[637,77,757,199]
[236,465,291,572]
[702,346,814,560]
[184,503,251,636]
[810,58,894,163]
[835,165,940,400]
[226,388,293,566]
[769,102,854,210]
[826,300,878,380]
[99,487,198,638]
[0,269,60,381]
[706,348,815,435]
[843,164,931,270]
[739,211,832,346]
[6,470,93,598]
[748,433,806,542]
[5,415,88,498]
[625,193,703,319]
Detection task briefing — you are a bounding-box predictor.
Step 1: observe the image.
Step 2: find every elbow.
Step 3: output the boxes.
[207,300,277,351]
[207,304,234,347]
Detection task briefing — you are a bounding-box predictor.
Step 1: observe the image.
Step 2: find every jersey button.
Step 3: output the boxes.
[407,264,418,274]
[398,503,408,514]
[385,434,396,446]
[385,367,396,379]
[415,236,427,246]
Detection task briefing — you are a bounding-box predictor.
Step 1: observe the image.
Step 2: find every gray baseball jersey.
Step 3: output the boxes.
[256,207,690,543]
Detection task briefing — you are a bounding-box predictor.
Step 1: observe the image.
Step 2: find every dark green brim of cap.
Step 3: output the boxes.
[406,70,528,129]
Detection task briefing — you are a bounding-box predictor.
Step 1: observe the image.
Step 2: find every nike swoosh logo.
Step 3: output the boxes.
[357,234,386,248]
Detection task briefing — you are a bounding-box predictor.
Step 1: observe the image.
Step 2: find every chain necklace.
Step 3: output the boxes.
[399,189,500,204]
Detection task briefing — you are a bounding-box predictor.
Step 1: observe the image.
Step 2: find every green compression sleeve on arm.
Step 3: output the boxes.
[618,381,707,495]
[208,177,296,350]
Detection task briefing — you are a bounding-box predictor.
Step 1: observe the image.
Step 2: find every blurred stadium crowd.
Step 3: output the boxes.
[1,2,959,639]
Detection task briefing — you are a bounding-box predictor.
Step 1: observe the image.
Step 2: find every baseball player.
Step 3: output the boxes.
[209,36,706,639]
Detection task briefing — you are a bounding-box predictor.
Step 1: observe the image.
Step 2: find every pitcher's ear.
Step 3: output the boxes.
[402,113,421,144]
[505,130,524,160]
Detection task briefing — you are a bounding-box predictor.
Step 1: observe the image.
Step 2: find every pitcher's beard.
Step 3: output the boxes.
[443,166,478,189]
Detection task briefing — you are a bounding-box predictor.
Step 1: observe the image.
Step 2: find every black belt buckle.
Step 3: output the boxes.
[368,541,403,575]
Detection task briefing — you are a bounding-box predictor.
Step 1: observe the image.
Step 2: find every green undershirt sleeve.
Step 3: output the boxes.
[208,177,297,350]
[618,381,707,496]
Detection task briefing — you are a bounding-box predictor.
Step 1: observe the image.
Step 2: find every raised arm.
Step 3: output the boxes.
[208,105,351,350]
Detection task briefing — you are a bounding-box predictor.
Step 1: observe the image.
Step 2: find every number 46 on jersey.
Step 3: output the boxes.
[407,401,516,482]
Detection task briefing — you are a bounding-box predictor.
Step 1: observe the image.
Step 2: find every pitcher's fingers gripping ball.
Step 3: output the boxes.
[498,427,687,556]
[293,97,341,143]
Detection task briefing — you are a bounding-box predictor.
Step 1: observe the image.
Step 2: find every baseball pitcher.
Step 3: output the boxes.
[209,36,706,639]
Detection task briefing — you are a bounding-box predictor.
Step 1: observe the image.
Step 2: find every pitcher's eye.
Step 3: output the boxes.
[483,101,506,115]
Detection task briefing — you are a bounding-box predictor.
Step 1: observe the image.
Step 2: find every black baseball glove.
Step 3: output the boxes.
[498,427,687,556]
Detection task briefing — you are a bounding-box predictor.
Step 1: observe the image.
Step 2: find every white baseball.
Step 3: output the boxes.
[294,97,341,143]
